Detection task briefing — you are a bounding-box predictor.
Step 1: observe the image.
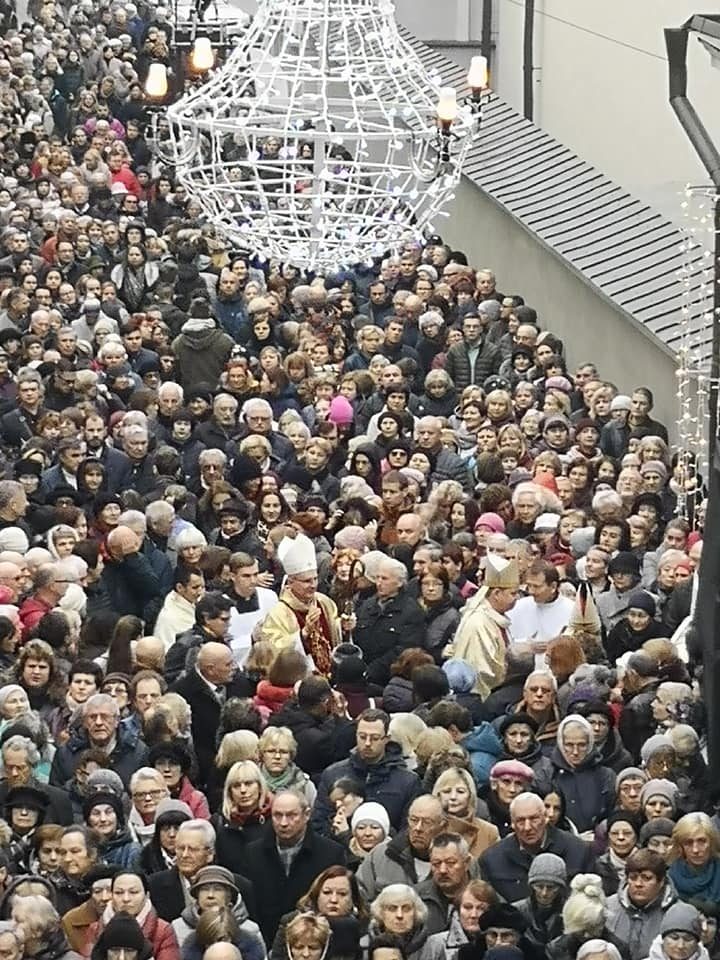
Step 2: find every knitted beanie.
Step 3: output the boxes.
[661,903,702,938]
[351,801,391,837]
[640,778,678,812]
[528,853,567,887]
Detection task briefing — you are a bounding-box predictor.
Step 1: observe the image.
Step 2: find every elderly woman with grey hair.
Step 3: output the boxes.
[0,921,24,960]
[418,369,457,419]
[369,884,430,960]
[128,768,171,845]
[11,895,79,960]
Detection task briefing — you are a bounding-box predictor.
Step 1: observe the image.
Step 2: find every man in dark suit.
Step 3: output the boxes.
[479,792,596,903]
[242,790,347,944]
[0,733,73,825]
[148,819,256,923]
[170,642,246,789]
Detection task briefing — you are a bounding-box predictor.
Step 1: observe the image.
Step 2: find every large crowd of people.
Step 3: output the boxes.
[0,4,711,960]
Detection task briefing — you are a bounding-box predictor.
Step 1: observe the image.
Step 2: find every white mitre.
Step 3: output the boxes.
[277,533,318,576]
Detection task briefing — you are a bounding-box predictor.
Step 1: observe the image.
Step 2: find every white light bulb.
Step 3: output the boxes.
[145,63,168,99]
[467,56,488,90]
[191,37,214,72]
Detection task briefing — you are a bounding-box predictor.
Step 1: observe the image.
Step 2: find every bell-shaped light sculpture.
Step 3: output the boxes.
[163,0,485,270]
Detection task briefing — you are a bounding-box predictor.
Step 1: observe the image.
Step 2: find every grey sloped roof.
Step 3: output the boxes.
[400,27,706,357]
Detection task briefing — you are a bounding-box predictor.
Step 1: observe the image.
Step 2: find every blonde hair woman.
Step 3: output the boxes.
[432,767,500,858]
[668,812,720,906]
[212,761,272,868]
[286,913,331,960]
[388,713,427,771]
[414,728,454,771]
[216,731,260,767]
[257,727,316,808]
[549,874,616,958]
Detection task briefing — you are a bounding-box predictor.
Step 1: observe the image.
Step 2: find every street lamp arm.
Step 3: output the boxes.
[665,26,720,189]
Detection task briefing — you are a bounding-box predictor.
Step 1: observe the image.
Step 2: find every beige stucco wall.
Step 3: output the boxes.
[441,177,680,437]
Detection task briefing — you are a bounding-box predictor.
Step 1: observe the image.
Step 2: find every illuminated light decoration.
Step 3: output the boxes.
[161,0,487,270]
[676,183,716,525]
[145,62,169,99]
[190,36,215,72]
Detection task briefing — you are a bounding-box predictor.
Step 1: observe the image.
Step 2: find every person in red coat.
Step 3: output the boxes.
[82,871,180,960]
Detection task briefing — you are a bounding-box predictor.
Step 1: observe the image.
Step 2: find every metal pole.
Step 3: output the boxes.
[523,0,534,121]
[665,17,720,789]
[481,0,493,68]
[711,200,720,469]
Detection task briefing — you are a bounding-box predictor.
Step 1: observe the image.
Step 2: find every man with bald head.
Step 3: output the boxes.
[357,794,447,901]
[103,525,162,620]
[171,641,244,788]
[479,791,596,902]
[0,561,22,602]
[0,552,31,593]
[416,416,470,488]
[204,946,243,960]
[134,635,166,673]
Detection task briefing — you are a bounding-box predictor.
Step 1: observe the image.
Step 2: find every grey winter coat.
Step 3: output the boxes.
[172,898,265,959]
[419,912,469,960]
[356,832,426,903]
[424,601,461,661]
[416,877,453,935]
[605,882,677,960]
[172,320,234,390]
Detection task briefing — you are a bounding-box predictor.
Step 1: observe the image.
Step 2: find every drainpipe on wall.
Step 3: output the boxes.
[481,0,493,69]
[523,0,535,121]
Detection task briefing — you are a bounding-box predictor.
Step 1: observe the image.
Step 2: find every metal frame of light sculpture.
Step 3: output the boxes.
[162,0,486,271]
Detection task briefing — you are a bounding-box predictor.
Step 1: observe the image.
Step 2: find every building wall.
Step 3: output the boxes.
[394,0,719,223]
[442,178,680,435]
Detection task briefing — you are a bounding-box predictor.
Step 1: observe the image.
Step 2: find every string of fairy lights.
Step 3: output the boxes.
[676,184,716,525]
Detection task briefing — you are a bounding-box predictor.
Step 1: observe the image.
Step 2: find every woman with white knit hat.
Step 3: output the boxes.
[348,801,390,864]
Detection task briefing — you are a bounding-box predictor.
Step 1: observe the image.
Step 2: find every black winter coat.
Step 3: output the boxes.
[549,748,616,834]
[211,812,270,870]
[382,676,414,714]
[266,700,355,777]
[101,551,162,620]
[547,928,630,960]
[483,677,528,720]
[499,743,554,796]
[618,682,661,763]
[242,828,347,944]
[423,598,461,662]
[92,445,133,495]
[50,724,148,789]
[312,742,422,835]
[514,894,565,954]
[148,865,256,924]
[479,827,596,903]
[170,669,250,788]
[354,588,427,687]
[597,728,634,774]
[445,337,501,390]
